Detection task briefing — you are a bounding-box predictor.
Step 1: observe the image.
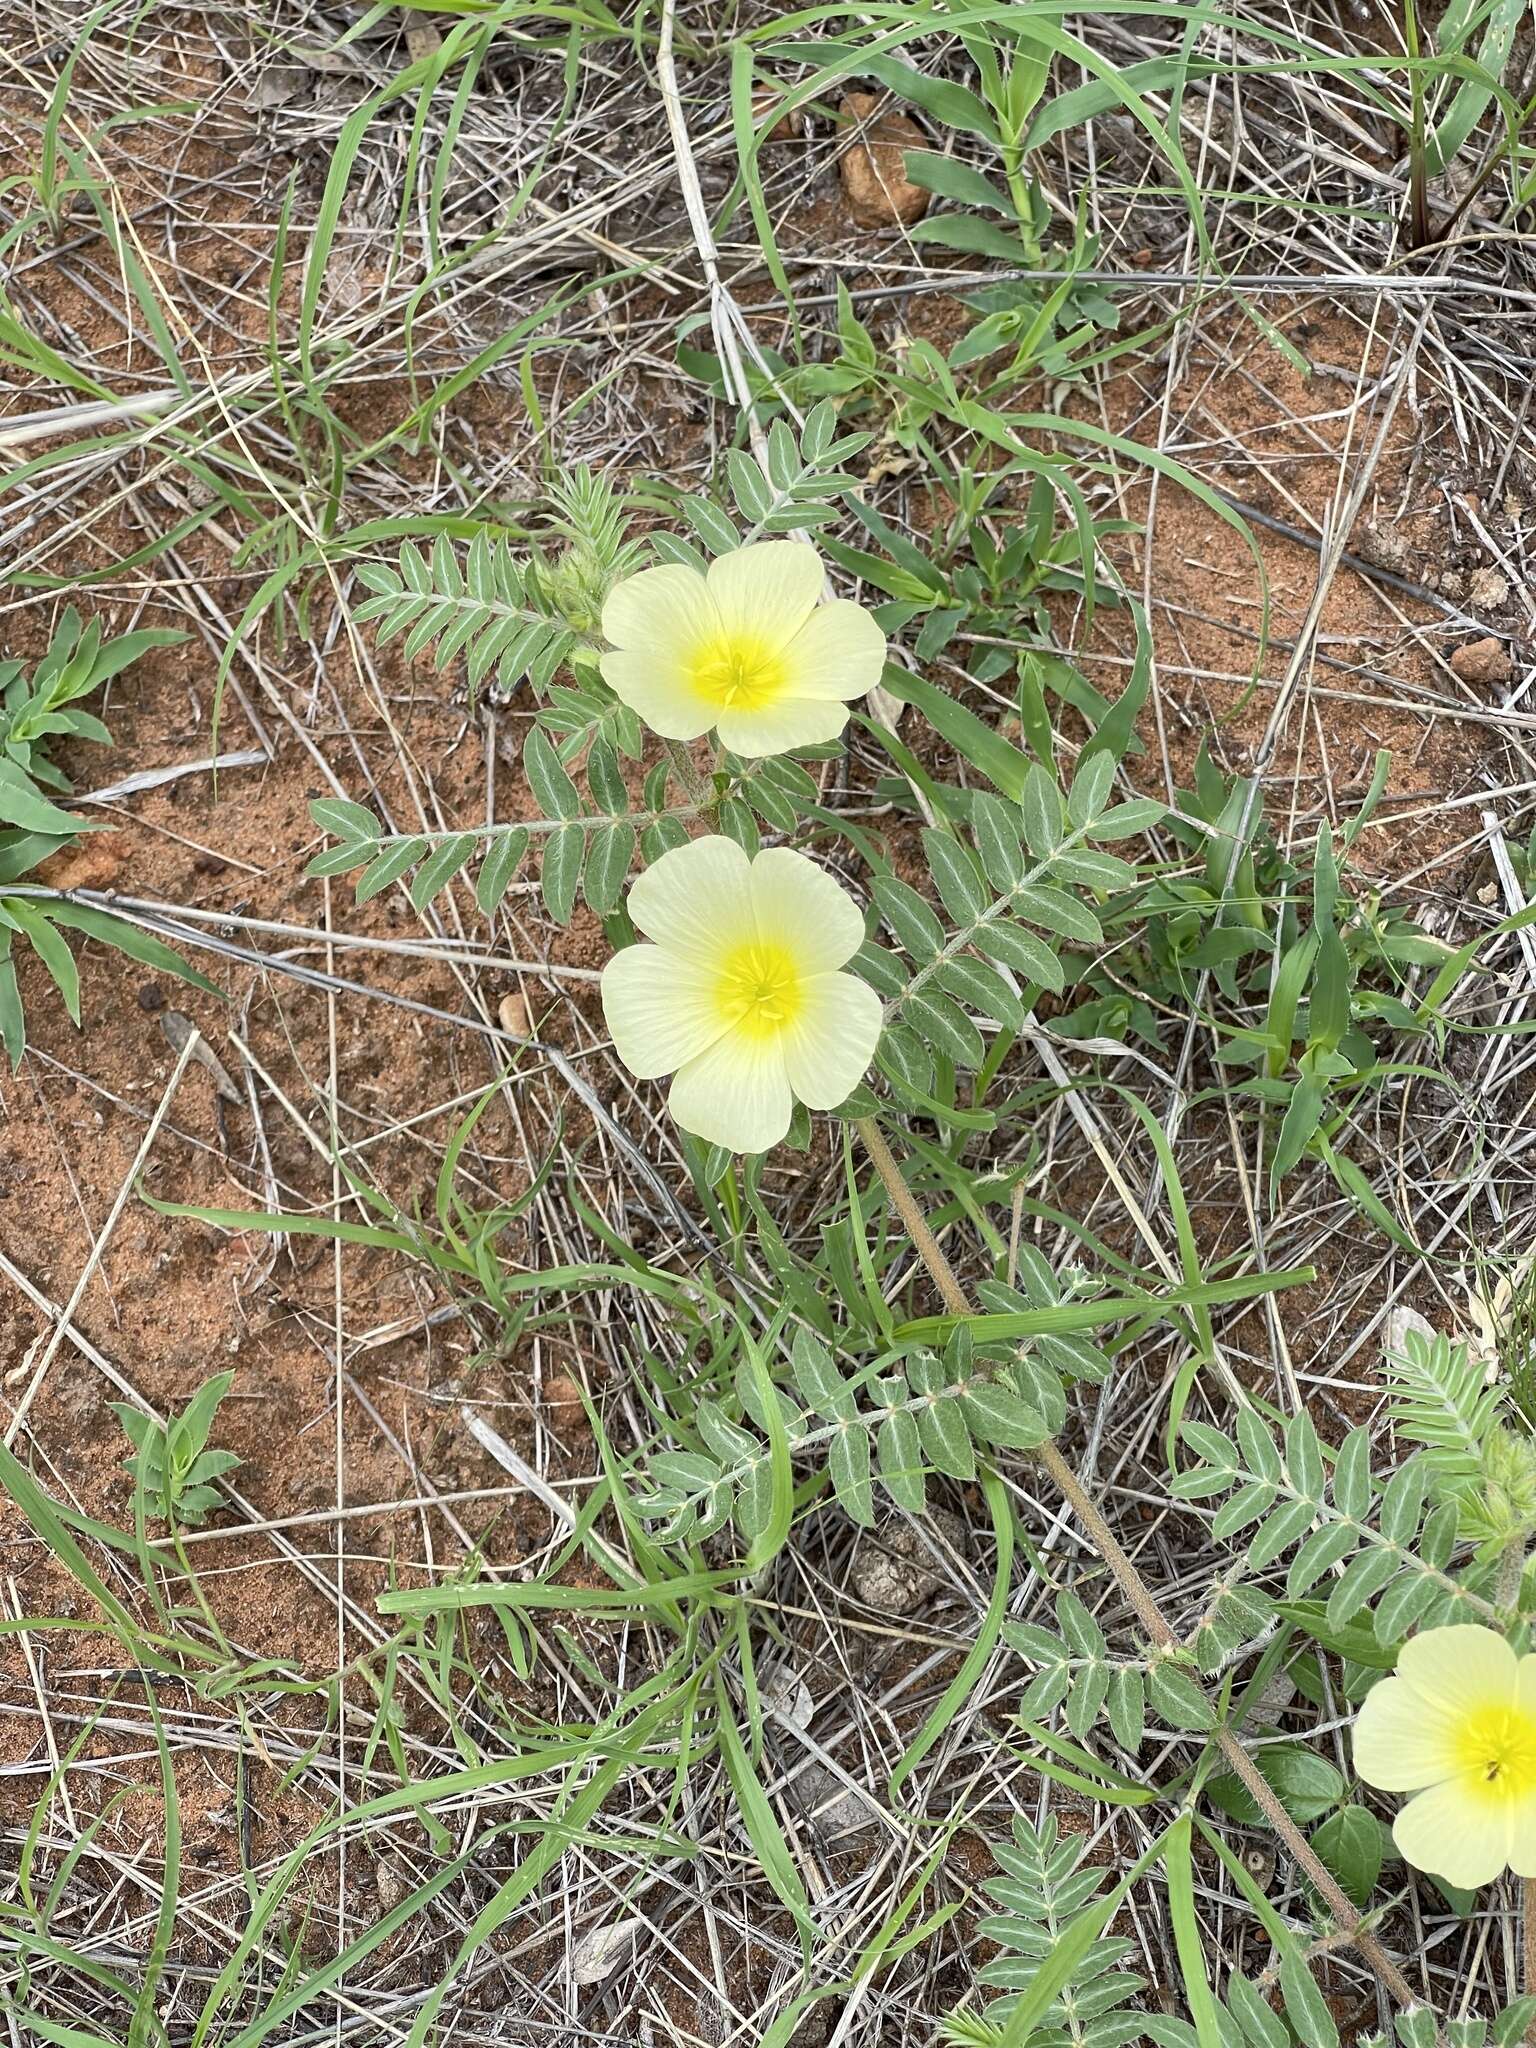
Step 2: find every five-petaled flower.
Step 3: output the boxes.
[598,540,886,758]
[1353,1623,1536,1889]
[600,835,883,1154]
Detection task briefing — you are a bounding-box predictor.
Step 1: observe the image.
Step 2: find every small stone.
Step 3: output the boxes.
[373,1857,407,1913]
[542,1374,589,1436]
[1468,566,1510,610]
[1353,520,1413,578]
[497,991,529,1038]
[137,983,165,1013]
[1450,635,1514,686]
[849,1507,967,1613]
[789,1761,872,1842]
[838,93,929,229]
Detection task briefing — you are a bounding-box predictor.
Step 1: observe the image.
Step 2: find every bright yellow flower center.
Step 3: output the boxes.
[1454,1703,1536,1804]
[689,633,789,711]
[715,940,803,1039]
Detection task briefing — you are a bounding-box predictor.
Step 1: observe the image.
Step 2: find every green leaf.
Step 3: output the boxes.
[475,829,529,917]
[540,823,585,925]
[727,450,775,525]
[922,829,987,924]
[1285,1411,1325,1502]
[958,1381,1047,1450]
[1145,1660,1214,1732]
[355,838,428,904]
[1164,1815,1223,2048]
[583,820,634,916]
[681,496,741,555]
[1331,1426,1374,1520]
[971,793,1024,891]
[877,1407,925,1513]
[39,902,218,998]
[309,796,379,843]
[522,725,580,820]
[1228,1974,1290,2048]
[873,875,945,959]
[763,43,999,140]
[877,667,1030,799]
[1012,882,1102,945]
[6,903,80,1025]
[1324,1545,1400,1629]
[1309,1804,1385,1907]
[1379,1459,1429,1547]
[1020,764,1064,857]
[828,1424,874,1527]
[1105,1665,1145,1753]
[716,1673,819,1951]
[1066,749,1116,827]
[0,758,82,835]
[1280,1951,1340,2048]
[909,1356,975,1480]
[0,931,24,1065]
[792,1329,853,1421]
[904,987,985,1069]
[974,919,1064,991]
[1285,1521,1358,1598]
[933,955,1024,1033]
[900,151,1010,211]
[1207,1745,1344,1825]
[408,833,477,912]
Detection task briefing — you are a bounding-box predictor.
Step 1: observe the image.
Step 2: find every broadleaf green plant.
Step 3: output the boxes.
[113,1373,240,1530]
[0,609,214,1061]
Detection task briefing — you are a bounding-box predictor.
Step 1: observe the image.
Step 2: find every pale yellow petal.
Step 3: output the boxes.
[600,648,715,742]
[1507,1788,1536,1878]
[749,846,867,972]
[600,943,726,1080]
[716,692,851,759]
[1392,1777,1511,1888]
[1396,1625,1518,1716]
[781,599,888,700]
[1353,1673,1463,1792]
[626,836,753,963]
[668,1031,794,1153]
[1515,1652,1536,1725]
[706,541,822,649]
[781,971,883,1108]
[600,564,721,740]
[602,562,716,653]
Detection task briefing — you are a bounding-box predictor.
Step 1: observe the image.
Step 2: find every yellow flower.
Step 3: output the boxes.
[598,540,886,757]
[1353,1623,1536,1888]
[600,835,883,1154]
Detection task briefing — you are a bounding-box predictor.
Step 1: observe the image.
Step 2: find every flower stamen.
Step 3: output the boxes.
[690,636,787,711]
[717,940,803,1038]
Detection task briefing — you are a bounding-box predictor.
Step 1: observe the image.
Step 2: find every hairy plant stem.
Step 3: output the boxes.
[664,737,713,809]
[856,1114,1437,2028]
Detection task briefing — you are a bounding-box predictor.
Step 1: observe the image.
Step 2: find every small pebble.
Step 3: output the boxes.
[838,92,930,228]
[1450,635,1514,686]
